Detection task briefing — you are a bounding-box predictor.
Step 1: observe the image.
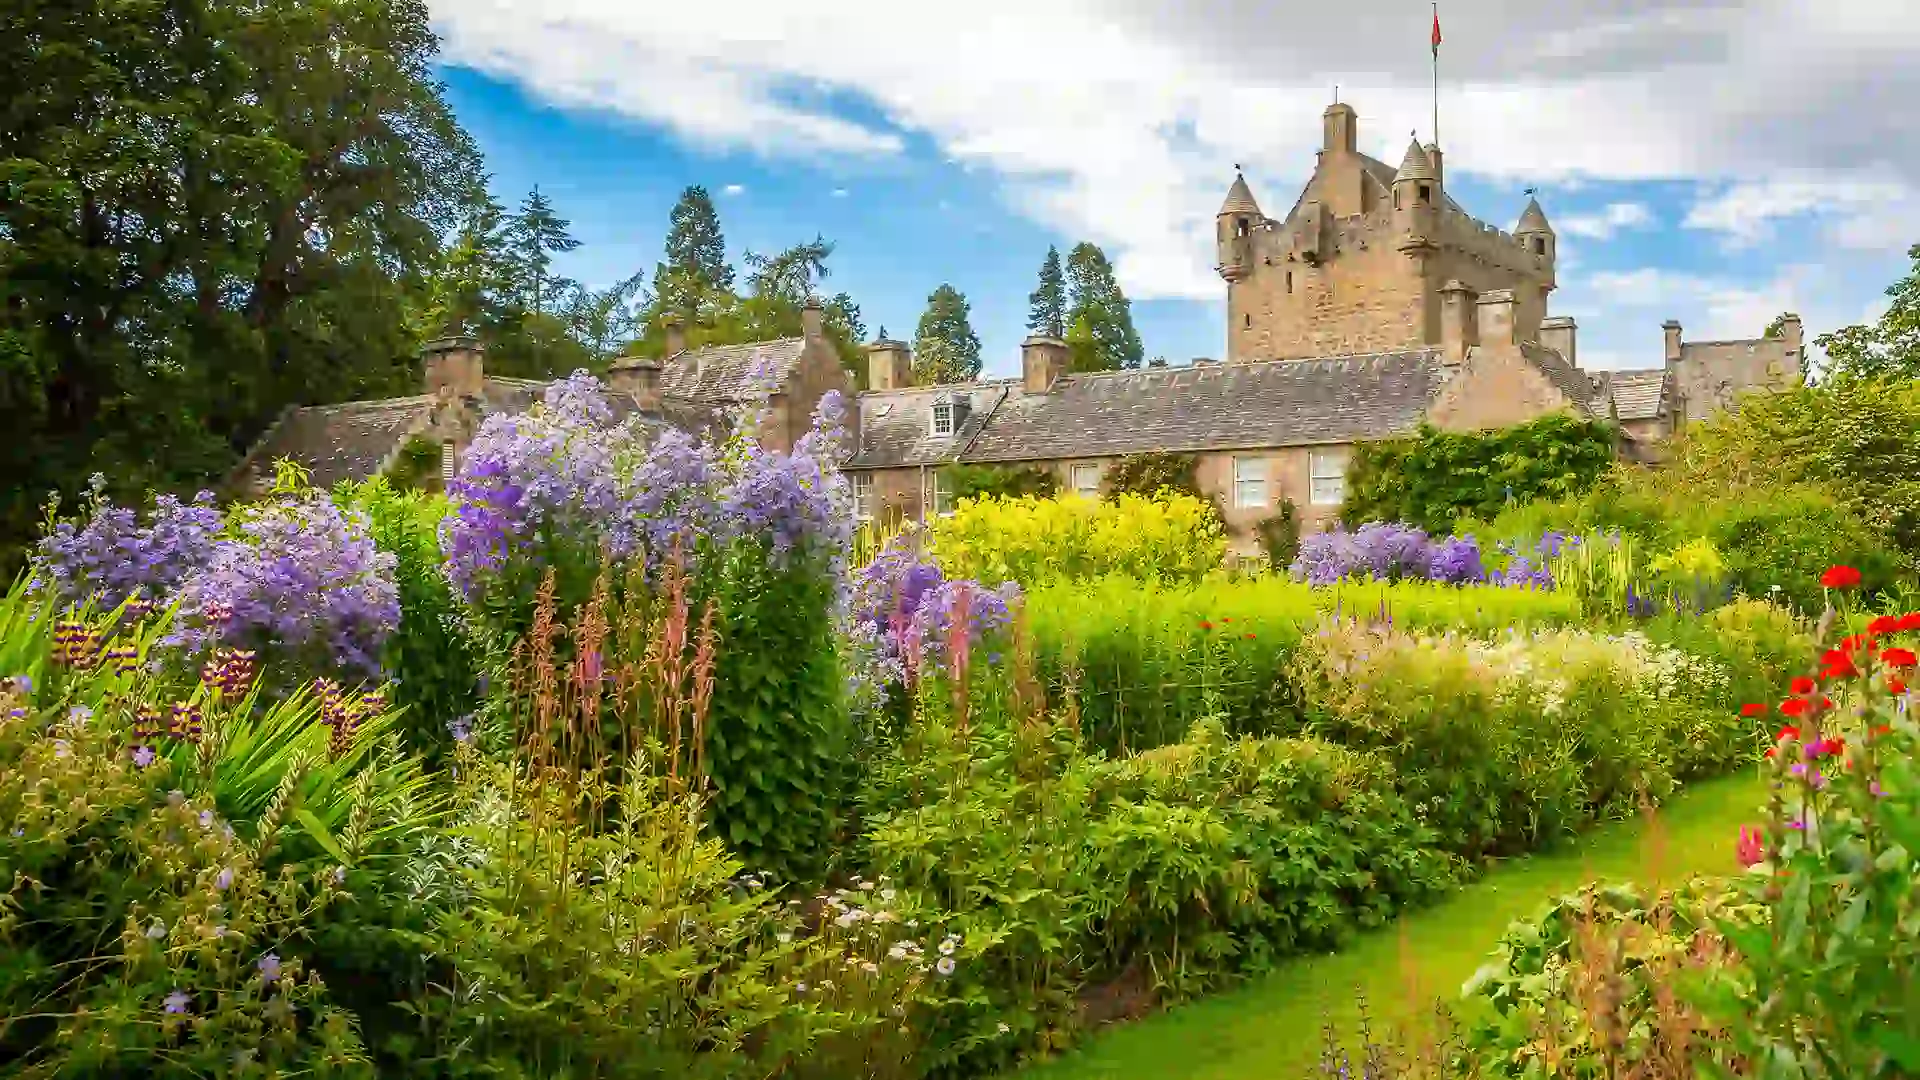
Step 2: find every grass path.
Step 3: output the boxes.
[1016,769,1768,1080]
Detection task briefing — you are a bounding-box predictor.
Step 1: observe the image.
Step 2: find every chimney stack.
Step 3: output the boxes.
[661,313,687,358]
[1539,316,1577,367]
[1439,280,1478,363]
[1021,335,1070,393]
[1475,289,1519,348]
[607,356,662,412]
[423,336,485,399]
[1778,313,1803,353]
[801,296,825,341]
[865,338,914,390]
[1662,319,1684,366]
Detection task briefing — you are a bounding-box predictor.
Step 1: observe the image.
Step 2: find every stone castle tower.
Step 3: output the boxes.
[1215,102,1559,362]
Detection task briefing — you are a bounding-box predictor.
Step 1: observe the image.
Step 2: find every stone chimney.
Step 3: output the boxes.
[1662,319,1684,365]
[1476,289,1519,349]
[1424,142,1443,189]
[1439,280,1478,363]
[1540,316,1577,367]
[1021,335,1070,393]
[661,313,687,358]
[801,296,825,341]
[1322,102,1357,156]
[866,338,913,390]
[607,355,662,412]
[1777,313,1803,352]
[423,336,484,399]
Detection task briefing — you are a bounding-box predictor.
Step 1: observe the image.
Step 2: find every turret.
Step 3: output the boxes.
[1515,196,1556,276]
[1215,171,1261,283]
[1391,138,1437,247]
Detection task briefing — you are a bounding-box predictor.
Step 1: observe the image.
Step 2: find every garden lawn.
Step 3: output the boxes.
[1014,768,1768,1080]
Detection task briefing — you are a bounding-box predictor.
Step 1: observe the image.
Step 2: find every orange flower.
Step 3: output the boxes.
[1198,621,1213,630]
[1822,565,1863,589]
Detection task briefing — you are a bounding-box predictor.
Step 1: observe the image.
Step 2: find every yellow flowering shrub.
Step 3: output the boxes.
[930,493,1225,585]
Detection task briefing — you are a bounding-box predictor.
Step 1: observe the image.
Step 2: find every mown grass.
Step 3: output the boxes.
[1013,768,1768,1080]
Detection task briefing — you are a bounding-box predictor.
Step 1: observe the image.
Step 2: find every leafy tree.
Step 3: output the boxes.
[1026,245,1066,338]
[561,271,650,361]
[417,189,519,339]
[1343,416,1617,534]
[1064,242,1144,371]
[743,237,832,305]
[1815,243,1920,381]
[653,185,734,322]
[912,284,982,384]
[506,185,581,316]
[0,0,480,570]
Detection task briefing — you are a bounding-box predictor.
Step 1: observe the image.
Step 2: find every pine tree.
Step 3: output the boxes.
[913,284,982,384]
[507,185,581,316]
[655,185,734,320]
[1027,245,1066,338]
[1064,242,1144,371]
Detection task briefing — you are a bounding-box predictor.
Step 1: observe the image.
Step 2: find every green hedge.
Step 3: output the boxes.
[1344,415,1617,534]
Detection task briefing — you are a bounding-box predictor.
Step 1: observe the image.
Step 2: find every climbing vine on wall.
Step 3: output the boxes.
[1342,414,1617,534]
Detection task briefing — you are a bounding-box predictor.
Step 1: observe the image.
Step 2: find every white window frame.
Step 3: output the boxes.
[1232,456,1269,510]
[850,473,875,523]
[1071,463,1101,500]
[930,399,954,437]
[923,471,954,518]
[1310,447,1348,506]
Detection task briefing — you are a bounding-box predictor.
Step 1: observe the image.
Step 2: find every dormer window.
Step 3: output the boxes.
[931,399,954,436]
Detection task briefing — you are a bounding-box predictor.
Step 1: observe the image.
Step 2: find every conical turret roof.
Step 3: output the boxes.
[1516,195,1553,234]
[1395,138,1435,182]
[1218,172,1261,216]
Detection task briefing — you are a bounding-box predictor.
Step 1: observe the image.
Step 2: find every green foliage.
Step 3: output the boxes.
[1101,452,1205,502]
[1063,243,1143,371]
[859,708,1457,1076]
[383,437,444,493]
[945,463,1058,502]
[344,479,478,762]
[1344,416,1618,534]
[704,543,856,883]
[932,493,1226,587]
[505,184,582,317]
[0,0,481,572]
[1813,242,1920,381]
[1255,500,1302,569]
[913,284,983,384]
[654,184,736,320]
[1702,484,1906,614]
[1026,246,1066,339]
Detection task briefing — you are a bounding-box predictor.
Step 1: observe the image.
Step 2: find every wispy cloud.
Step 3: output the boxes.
[1556,202,1653,240]
[722,183,746,196]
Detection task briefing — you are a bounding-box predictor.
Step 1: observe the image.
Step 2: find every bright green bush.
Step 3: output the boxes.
[1344,415,1617,535]
[1701,484,1905,613]
[1023,576,1581,752]
[944,463,1058,501]
[931,492,1226,586]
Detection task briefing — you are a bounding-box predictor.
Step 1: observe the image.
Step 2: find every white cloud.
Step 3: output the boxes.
[1556,202,1653,240]
[722,183,746,196]
[429,0,1920,337]
[831,187,849,197]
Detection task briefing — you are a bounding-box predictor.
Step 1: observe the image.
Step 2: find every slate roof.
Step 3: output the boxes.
[1516,196,1553,235]
[1592,369,1669,421]
[660,339,807,404]
[1219,173,1261,216]
[236,395,434,492]
[1395,139,1435,181]
[846,382,1015,469]
[1520,343,1605,418]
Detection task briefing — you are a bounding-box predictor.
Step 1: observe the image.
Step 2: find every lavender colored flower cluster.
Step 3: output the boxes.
[32,480,223,610]
[441,374,854,600]
[1291,522,1488,586]
[169,495,399,678]
[846,529,1021,703]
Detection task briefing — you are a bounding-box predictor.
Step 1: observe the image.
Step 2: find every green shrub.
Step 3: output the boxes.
[932,493,1225,586]
[1254,499,1301,568]
[944,463,1058,502]
[1101,452,1207,503]
[1700,484,1905,613]
[1344,415,1617,535]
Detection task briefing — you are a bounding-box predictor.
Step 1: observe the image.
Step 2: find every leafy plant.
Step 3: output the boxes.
[1345,416,1617,535]
[1255,499,1301,569]
[931,492,1225,586]
[945,463,1057,502]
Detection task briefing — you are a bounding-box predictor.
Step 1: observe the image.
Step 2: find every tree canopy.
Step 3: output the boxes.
[1026,246,1066,339]
[1815,243,1920,381]
[1063,242,1144,371]
[912,284,982,384]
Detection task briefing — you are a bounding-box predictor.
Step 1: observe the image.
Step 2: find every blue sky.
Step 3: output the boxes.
[430,0,1920,377]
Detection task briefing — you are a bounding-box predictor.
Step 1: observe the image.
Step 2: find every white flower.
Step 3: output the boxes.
[936,956,956,975]
[795,982,808,993]
[777,932,793,944]
[938,938,957,955]
[880,888,896,903]
[997,1022,1011,1034]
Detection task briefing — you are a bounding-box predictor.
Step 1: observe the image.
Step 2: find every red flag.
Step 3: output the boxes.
[1431,6,1442,54]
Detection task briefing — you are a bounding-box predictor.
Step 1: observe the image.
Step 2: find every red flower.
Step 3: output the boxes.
[1740,702,1770,717]
[1222,617,1233,623]
[1891,678,1908,695]
[1790,676,1816,695]
[1780,699,1810,718]
[1899,612,1920,631]
[1875,724,1893,735]
[1869,615,1900,635]
[1822,650,1861,679]
[1736,825,1766,868]
[1244,632,1256,639]
[1882,647,1918,668]
[1822,565,1863,589]
[1776,724,1803,742]
[1839,633,1875,654]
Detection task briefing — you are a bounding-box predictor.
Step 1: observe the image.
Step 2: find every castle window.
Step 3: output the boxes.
[931,399,954,437]
[1417,183,1431,205]
[1071,463,1101,500]
[1310,447,1348,506]
[1533,237,1546,255]
[1243,313,1252,329]
[1286,271,1293,293]
[851,472,875,523]
[1232,456,1269,509]
[1235,216,1249,238]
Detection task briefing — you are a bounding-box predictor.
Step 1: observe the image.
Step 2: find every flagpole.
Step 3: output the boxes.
[1431,2,1440,148]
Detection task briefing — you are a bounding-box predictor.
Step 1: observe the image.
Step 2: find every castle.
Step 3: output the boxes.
[238,100,1804,555]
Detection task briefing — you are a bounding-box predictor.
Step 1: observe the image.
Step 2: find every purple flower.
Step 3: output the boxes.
[448,715,474,744]
[214,868,233,891]
[31,491,222,612]
[162,989,190,1015]
[257,953,281,984]
[8,675,31,695]
[130,745,156,768]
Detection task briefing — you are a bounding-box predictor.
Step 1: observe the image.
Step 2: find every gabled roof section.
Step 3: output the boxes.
[1518,343,1604,417]
[234,395,434,492]
[661,338,807,404]
[1593,368,1669,421]
[942,351,1445,465]
[845,381,1015,469]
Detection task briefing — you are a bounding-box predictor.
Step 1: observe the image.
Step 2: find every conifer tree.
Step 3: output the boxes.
[913,284,982,384]
[1027,245,1066,338]
[654,185,734,320]
[507,185,581,316]
[1064,242,1144,371]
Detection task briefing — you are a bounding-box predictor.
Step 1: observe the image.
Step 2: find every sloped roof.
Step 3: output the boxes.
[1219,173,1262,216]
[660,338,807,404]
[1395,139,1435,181]
[846,382,1014,469]
[1519,343,1604,417]
[857,350,1445,467]
[1593,368,1669,421]
[1516,196,1553,235]
[236,395,434,492]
